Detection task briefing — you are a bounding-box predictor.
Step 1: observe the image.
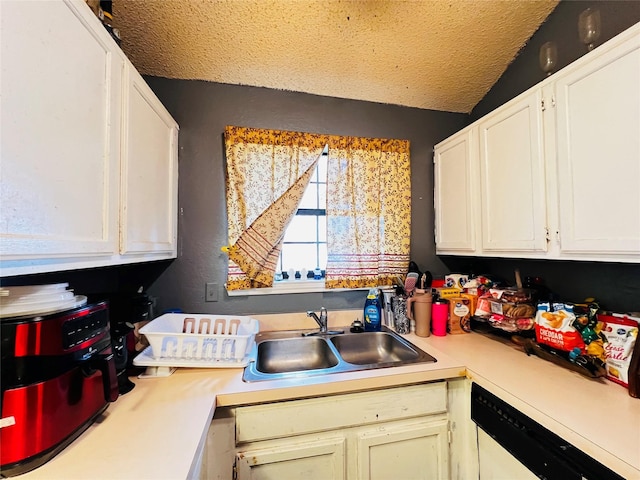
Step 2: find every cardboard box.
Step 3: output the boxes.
[460,293,478,316]
[449,297,471,334]
[432,287,462,299]
[445,274,469,289]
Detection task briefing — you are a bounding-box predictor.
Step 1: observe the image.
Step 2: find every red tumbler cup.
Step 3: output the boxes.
[431,299,449,336]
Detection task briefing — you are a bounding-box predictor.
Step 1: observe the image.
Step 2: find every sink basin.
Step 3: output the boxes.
[330,332,419,365]
[243,327,436,382]
[255,337,339,373]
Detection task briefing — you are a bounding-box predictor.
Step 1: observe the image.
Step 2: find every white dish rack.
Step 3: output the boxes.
[133,313,259,371]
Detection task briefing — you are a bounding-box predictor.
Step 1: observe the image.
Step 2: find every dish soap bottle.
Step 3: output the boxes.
[363,288,382,332]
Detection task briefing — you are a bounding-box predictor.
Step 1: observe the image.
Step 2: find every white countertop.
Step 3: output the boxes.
[417,332,640,480]
[15,315,640,480]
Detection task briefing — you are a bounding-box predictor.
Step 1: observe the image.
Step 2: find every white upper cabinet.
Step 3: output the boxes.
[553,29,640,258]
[477,90,548,254]
[120,61,179,256]
[434,22,640,263]
[434,128,479,254]
[0,0,122,261]
[0,0,179,277]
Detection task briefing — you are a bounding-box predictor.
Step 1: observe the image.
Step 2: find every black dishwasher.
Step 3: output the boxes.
[471,383,624,480]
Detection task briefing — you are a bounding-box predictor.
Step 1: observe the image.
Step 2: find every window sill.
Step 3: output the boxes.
[225,280,369,296]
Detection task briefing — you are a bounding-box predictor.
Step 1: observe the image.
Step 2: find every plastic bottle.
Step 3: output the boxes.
[363,288,382,332]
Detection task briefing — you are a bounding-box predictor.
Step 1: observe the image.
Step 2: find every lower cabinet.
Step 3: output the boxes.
[204,382,459,480]
[236,436,347,480]
[354,417,450,480]
[235,417,449,480]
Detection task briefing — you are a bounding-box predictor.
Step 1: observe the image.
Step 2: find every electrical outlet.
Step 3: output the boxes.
[205,283,218,302]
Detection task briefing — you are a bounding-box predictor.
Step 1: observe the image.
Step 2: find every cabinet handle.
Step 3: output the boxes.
[551,95,556,108]
[541,99,546,111]
[545,228,550,242]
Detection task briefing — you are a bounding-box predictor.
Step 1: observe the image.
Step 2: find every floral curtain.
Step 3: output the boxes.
[324,136,411,289]
[224,126,328,290]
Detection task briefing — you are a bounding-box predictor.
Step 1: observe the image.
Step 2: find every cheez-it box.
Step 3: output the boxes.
[432,287,462,299]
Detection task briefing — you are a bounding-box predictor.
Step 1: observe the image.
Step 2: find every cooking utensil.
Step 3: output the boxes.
[515,269,523,289]
[404,272,419,296]
[394,275,407,296]
[421,271,433,289]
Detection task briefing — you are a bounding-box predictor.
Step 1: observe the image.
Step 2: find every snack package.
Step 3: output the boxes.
[535,302,583,352]
[484,288,536,332]
[572,303,606,363]
[598,313,639,387]
[474,292,493,317]
[432,287,462,299]
[448,297,471,334]
[460,293,478,317]
[489,300,536,318]
[445,274,469,290]
[463,275,501,297]
[488,314,535,333]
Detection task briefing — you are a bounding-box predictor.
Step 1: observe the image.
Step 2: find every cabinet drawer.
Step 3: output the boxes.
[235,382,447,444]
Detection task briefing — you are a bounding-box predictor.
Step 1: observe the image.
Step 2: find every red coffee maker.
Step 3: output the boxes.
[0,302,119,477]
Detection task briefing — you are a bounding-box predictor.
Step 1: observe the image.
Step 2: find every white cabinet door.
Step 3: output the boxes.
[478,90,548,254]
[0,0,121,260]
[434,128,479,254]
[236,437,346,480]
[120,61,178,256]
[229,384,449,480]
[554,29,640,259]
[355,418,450,480]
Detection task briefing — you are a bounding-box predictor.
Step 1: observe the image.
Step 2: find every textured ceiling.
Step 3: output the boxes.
[114,0,558,113]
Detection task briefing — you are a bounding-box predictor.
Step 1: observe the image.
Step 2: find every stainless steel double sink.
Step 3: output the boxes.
[243,327,437,382]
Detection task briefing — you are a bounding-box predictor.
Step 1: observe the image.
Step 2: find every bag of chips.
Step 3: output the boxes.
[598,313,639,387]
[535,302,583,352]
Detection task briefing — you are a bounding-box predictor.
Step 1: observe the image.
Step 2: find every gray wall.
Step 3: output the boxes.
[143,80,467,315]
[446,2,640,312]
[4,2,638,316]
[471,0,640,120]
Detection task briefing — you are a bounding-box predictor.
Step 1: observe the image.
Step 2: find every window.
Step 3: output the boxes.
[277,149,327,281]
[223,126,411,296]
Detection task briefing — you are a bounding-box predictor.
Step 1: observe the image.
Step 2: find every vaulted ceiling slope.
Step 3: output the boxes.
[114,0,559,113]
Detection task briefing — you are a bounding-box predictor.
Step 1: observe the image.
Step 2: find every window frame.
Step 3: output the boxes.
[276,150,327,281]
[223,129,410,296]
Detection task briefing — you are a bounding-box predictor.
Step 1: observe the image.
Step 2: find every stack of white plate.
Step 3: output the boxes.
[0,283,87,319]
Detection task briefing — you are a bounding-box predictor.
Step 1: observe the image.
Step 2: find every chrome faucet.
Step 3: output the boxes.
[307,307,328,333]
[303,307,343,336]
